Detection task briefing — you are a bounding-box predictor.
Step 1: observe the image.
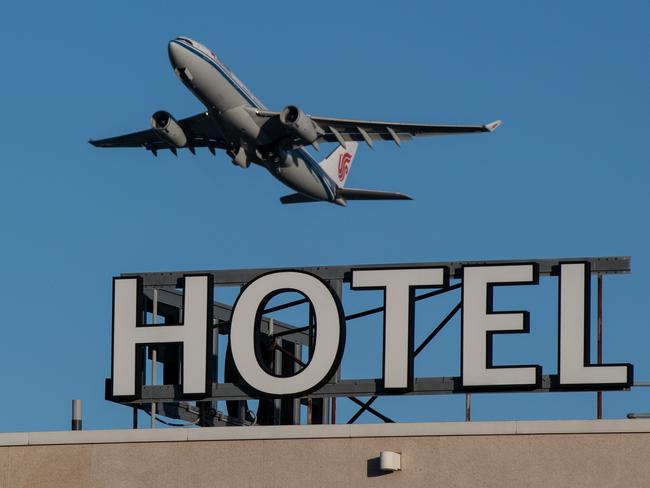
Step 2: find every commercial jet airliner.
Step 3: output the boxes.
[90,37,501,205]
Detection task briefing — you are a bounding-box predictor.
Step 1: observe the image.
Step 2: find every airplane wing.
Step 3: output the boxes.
[255,109,501,149]
[89,112,227,155]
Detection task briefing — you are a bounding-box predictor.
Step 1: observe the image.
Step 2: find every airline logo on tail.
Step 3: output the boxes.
[318,142,358,189]
[338,152,352,183]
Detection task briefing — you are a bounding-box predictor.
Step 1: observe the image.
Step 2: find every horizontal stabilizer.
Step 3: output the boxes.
[337,188,412,201]
[280,193,319,204]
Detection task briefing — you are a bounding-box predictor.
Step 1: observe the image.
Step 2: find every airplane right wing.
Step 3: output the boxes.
[89,112,227,155]
[255,109,501,149]
[308,116,501,148]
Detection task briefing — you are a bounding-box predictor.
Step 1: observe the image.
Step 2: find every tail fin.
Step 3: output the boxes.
[319,141,358,187]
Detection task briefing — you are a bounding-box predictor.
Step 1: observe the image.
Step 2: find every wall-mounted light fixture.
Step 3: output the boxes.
[379,451,401,472]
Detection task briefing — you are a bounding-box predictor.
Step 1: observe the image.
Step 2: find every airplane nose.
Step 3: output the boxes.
[168,40,182,68]
[168,40,195,84]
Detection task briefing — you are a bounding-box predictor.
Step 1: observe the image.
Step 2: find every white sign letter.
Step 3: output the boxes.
[558,262,632,387]
[111,275,213,398]
[230,271,344,397]
[352,267,447,390]
[462,264,541,388]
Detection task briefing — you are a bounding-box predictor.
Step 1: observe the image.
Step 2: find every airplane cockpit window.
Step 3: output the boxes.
[176,37,218,62]
[195,42,217,61]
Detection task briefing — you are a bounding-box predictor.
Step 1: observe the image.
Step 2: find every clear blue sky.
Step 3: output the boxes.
[0,1,648,431]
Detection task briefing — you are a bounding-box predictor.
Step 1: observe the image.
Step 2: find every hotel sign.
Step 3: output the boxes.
[108,259,633,402]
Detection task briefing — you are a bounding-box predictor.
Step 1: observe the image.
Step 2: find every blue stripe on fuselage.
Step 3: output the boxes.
[171,40,266,110]
[294,148,337,201]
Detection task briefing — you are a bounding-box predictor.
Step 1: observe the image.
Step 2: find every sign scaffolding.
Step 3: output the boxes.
[106,256,632,427]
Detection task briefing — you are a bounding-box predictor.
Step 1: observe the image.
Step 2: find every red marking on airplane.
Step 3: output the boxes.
[338,152,352,182]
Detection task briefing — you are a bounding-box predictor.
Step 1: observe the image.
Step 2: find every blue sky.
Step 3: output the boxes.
[0,1,648,431]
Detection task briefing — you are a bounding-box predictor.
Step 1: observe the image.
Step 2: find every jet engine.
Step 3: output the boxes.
[150,111,187,147]
[279,105,320,145]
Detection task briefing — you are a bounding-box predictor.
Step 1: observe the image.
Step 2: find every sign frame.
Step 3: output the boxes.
[106,256,633,406]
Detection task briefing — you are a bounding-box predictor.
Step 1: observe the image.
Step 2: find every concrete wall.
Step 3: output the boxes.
[1,420,649,488]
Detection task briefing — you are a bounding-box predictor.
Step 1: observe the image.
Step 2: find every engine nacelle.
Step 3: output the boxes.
[150,111,187,148]
[279,105,319,145]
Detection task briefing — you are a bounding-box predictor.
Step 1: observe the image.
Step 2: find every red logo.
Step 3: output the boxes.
[338,152,352,182]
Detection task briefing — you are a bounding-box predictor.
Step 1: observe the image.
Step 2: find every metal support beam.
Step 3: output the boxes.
[414,302,462,357]
[347,396,378,424]
[346,300,462,424]
[348,397,393,423]
[271,319,282,425]
[124,256,630,288]
[150,289,157,429]
[128,374,634,404]
[597,273,603,419]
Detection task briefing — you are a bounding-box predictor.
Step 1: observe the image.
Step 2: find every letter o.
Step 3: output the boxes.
[229,271,345,397]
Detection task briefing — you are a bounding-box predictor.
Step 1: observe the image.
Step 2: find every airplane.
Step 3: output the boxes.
[90,37,501,206]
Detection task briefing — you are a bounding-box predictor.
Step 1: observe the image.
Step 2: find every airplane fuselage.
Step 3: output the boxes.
[168,38,338,202]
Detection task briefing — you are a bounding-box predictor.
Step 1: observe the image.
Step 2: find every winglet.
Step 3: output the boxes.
[485,120,502,132]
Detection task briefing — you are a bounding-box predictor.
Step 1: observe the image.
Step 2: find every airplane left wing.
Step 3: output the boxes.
[89,112,226,155]
[256,109,501,149]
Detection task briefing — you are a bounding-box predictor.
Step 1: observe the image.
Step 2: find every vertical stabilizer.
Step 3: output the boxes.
[318,141,358,187]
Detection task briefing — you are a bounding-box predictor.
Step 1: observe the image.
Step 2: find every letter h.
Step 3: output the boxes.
[110,275,214,400]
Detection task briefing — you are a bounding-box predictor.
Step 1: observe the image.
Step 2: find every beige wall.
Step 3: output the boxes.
[1,421,649,488]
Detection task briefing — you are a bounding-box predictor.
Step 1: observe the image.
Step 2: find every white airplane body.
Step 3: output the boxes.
[91,37,501,205]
